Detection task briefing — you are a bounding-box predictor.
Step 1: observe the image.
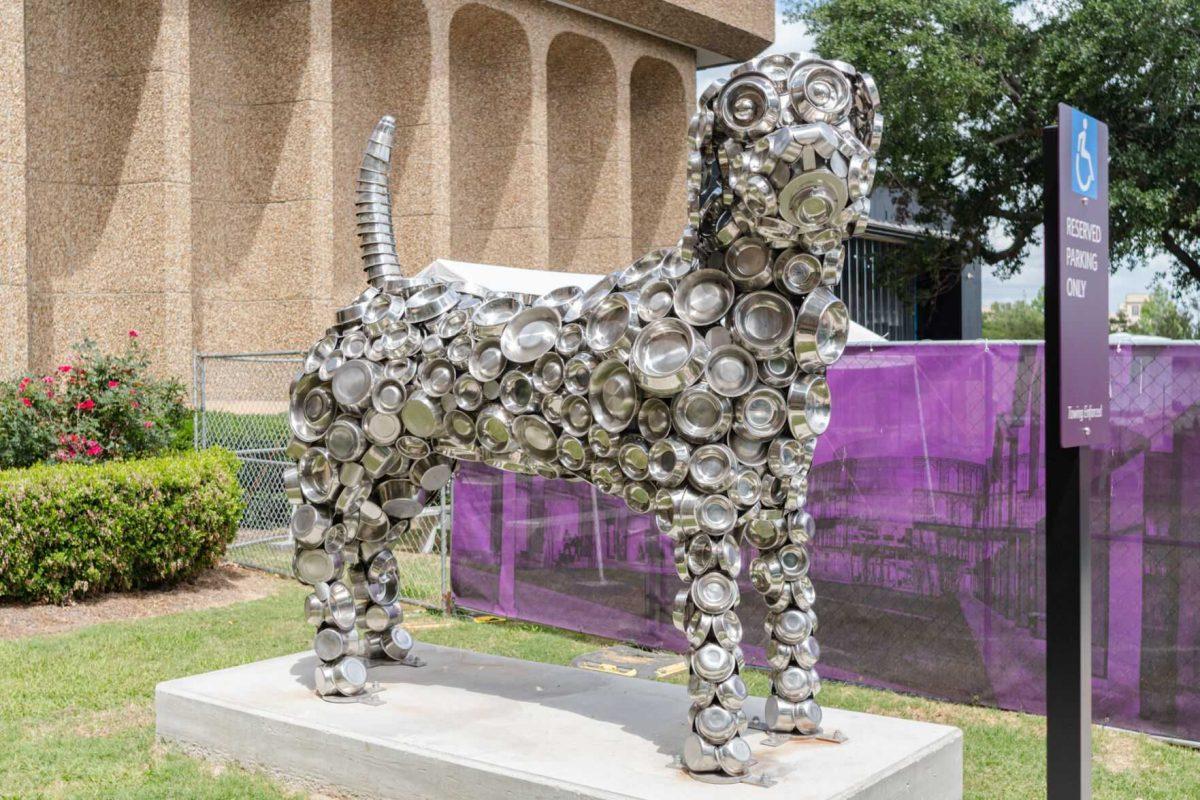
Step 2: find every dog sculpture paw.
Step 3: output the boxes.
[284,52,881,781]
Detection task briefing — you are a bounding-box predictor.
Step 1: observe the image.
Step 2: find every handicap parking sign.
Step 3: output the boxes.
[1070,108,1098,199]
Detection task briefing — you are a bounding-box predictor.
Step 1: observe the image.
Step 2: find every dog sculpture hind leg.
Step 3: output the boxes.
[284,52,880,781]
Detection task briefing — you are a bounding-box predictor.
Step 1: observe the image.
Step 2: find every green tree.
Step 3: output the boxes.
[784,0,1200,297]
[982,287,1045,339]
[1127,286,1200,339]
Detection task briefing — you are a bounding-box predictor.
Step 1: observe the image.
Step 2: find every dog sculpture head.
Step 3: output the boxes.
[286,52,882,782]
[685,54,880,271]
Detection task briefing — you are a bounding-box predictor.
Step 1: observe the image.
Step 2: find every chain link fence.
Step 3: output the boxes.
[192,351,451,610]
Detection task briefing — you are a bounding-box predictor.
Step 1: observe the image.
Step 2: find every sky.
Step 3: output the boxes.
[696,4,1162,313]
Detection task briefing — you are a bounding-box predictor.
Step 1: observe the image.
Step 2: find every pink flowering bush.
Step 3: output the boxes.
[0,333,187,469]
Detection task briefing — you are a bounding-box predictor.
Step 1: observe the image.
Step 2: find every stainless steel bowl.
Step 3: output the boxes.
[637,397,672,440]
[314,655,368,696]
[585,293,639,355]
[744,511,786,550]
[298,447,338,503]
[588,424,617,459]
[696,493,739,535]
[767,437,804,477]
[727,430,769,467]
[787,374,831,439]
[673,269,734,326]
[574,272,618,318]
[381,626,415,661]
[563,353,598,395]
[588,359,639,433]
[294,547,343,585]
[288,372,335,442]
[629,318,709,396]
[555,322,584,356]
[772,607,813,644]
[556,433,590,472]
[418,358,456,397]
[535,285,585,323]
[475,404,516,453]
[371,377,407,414]
[290,504,330,548]
[364,602,403,632]
[617,252,663,292]
[400,390,443,437]
[787,509,815,545]
[733,385,787,440]
[499,371,538,415]
[560,394,592,436]
[446,334,473,368]
[453,374,484,411]
[377,478,423,519]
[759,353,799,388]
[443,408,476,445]
[648,438,690,487]
[325,416,367,461]
[688,444,737,492]
[501,306,561,364]
[683,734,720,773]
[794,287,849,372]
[411,455,454,491]
[773,249,822,295]
[724,236,773,289]
[471,296,523,337]
[727,467,762,508]
[671,383,733,442]
[696,705,738,745]
[623,481,653,513]
[468,337,507,382]
[405,283,459,323]
[704,344,757,398]
[692,642,736,683]
[713,610,744,650]
[636,279,675,323]
[715,736,752,776]
[731,291,794,357]
[531,352,564,394]
[513,415,558,461]
[362,409,402,446]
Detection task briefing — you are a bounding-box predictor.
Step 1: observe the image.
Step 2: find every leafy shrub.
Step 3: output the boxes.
[0,449,243,603]
[0,332,188,469]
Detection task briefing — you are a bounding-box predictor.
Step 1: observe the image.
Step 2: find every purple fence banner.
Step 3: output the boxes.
[451,343,1200,742]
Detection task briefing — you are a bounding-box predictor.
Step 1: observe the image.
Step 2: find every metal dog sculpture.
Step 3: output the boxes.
[284,52,880,781]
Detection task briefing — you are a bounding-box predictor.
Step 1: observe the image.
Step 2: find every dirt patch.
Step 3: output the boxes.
[0,563,287,640]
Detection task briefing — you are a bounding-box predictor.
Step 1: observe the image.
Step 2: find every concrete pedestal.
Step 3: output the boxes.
[156,644,962,800]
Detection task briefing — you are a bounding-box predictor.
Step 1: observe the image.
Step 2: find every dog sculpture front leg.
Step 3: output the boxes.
[658,486,754,777]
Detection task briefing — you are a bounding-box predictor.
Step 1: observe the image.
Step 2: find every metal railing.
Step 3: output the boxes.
[192,351,451,610]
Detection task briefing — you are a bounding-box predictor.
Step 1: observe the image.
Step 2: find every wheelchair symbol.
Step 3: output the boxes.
[1074,118,1094,194]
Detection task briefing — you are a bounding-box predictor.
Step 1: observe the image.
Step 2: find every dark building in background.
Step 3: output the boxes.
[843,190,983,341]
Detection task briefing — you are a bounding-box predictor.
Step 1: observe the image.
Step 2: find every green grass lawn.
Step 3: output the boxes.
[2,578,1197,799]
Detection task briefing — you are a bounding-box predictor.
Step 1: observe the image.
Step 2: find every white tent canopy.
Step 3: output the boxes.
[417,258,887,343]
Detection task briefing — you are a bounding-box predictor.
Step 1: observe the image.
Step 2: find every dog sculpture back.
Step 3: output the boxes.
[284,52,880,782]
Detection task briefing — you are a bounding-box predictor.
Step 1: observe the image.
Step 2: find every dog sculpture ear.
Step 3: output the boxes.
[356,115,402,289]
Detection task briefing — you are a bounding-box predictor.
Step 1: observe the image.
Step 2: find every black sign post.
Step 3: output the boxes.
[1043,104,1109,800]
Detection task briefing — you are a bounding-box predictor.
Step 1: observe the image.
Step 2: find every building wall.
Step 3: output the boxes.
[5,0,708,384]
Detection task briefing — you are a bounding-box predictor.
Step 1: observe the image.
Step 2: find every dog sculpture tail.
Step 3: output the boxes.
[355,115,403,289]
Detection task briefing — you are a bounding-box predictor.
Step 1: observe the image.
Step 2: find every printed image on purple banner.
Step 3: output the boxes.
[451,343,1200,742]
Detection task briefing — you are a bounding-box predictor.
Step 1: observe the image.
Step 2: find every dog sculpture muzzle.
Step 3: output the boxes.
[284,51,881,782]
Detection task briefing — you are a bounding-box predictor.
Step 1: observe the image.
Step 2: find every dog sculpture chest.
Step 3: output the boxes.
[285,52,881,781]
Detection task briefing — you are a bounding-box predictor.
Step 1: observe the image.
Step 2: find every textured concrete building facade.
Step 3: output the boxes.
[1,0,771,381]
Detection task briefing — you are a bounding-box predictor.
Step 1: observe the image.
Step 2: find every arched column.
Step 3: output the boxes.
[448,4,541,267]
[546,32,625,273]
[629,57,687,259]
